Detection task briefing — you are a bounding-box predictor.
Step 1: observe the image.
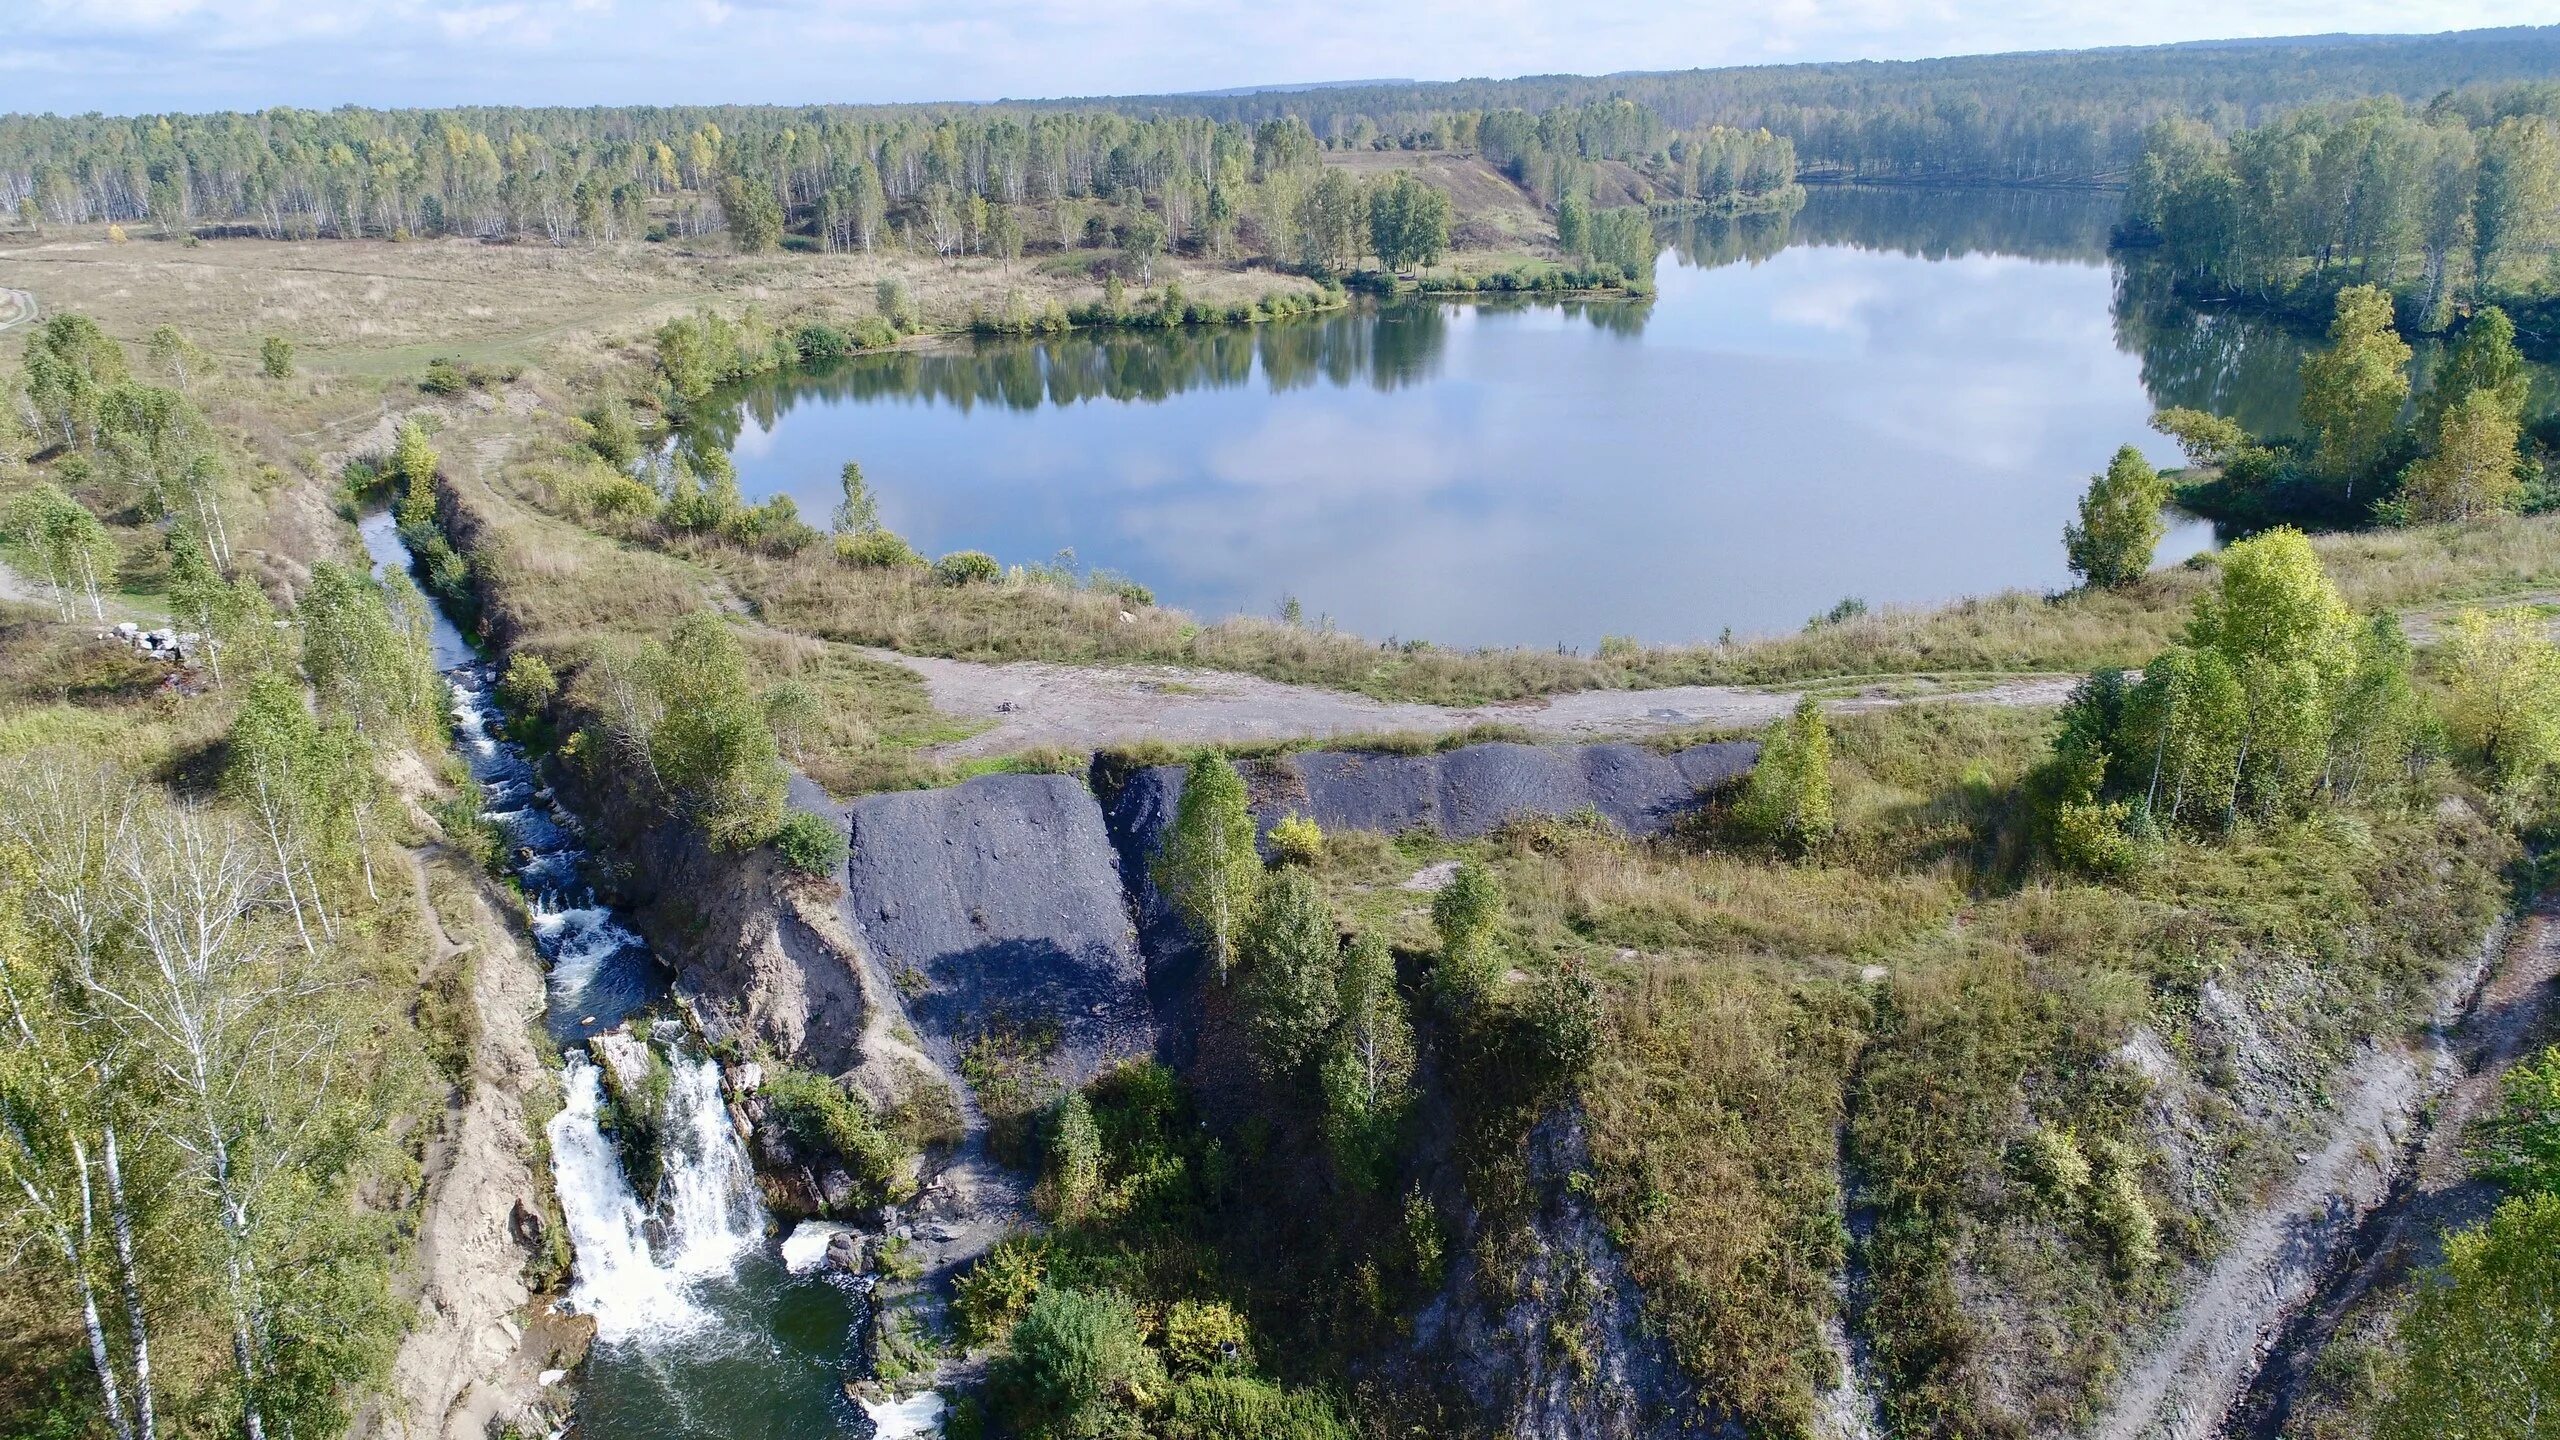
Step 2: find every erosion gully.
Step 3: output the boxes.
[362,512,937,1440]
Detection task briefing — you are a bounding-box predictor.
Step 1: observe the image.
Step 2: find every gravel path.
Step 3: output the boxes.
[865,647,2085,758]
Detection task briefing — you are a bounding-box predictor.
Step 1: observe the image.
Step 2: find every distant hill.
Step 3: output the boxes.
[1171,79,1417,98]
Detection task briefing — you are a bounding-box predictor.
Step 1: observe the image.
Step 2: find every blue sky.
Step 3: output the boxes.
[6,0,2555,116]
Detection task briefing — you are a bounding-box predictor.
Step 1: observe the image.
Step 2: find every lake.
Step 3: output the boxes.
[697,187,2507,651]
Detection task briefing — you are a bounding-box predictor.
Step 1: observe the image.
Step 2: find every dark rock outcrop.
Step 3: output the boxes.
[842,773,1153,1087]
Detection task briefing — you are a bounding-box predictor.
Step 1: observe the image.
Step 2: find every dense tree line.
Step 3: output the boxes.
[1044,27,2560,183]
[2122,85,2560,328]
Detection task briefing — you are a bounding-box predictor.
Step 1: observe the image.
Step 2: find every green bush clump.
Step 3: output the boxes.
[2473,1045,2560,1195]
[1161,1299,1250,1374]
[989,1287,1164,1439]
[836,528,925,569]
[761,1066,906,1209]
[1267,813,1325,867]
[953,1235,1047,1347]
[771,810,848,876]
[1160,1376,1350,1440]
[933,550,1003,586]
[422,356,469,395]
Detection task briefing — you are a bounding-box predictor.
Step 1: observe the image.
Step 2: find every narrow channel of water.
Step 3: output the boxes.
[357,512,928,1438]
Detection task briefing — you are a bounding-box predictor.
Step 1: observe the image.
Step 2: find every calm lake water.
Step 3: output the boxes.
[699,187,2523,651]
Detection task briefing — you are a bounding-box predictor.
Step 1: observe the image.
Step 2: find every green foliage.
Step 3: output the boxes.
[390,420,441,533]
[615,612,789,849]
[2014,1125,2093,1205]
[1366,172,1451,271]
[1319,933,1415,1190]
[1266,812,1324,867]
[2064,445,2170,590]
[1429,858,1505,999]
[832,461,880,535]
[833,526,923,569]
[761,1066,906,1209]
[1153,755,1261,979]
[2085,1138,2160,1279]
[954,1235,1047,1347]
[2151,406,2253,468]
[932,550,1003,586]
[2422,305,2531,431]
[1735,696,1836,849]
[717,172,785,252]
[2403,388,2525,522]
[2472,1045,2560,1196]
[498,652,559,716]
[990,1287,1166,1440]
[2298,285,2411,485]
[1042,1091,1104,1222]
[2375,1192,2560,1440]
[770,810,848,876]
[2439,606,2560,790]
[583,399,643,467]
[259,334,295,379]
[1158,1377,1351,1440]
[1160,1299,1251,1374]
[1237,869,1342,1076]
[421,356,468,395]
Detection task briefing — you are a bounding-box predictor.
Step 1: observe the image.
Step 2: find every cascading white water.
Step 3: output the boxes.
[546,1047,764,1343]
[547,1054,708,1343]
[655,1046,762,1278]
[532,900,639,1010]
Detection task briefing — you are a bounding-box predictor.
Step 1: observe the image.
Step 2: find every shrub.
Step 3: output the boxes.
[990,1287,1164,1440]
[2086,1139,2159,1278]
[1160,1376,1350,1440]
[1161,1299,1251,1374]
[1430,859,1504,999]
[2052,799,2147,878]
[2014,1124,2092,1205]
[422,356,468,395]
[259,335,295,379]
[837,529,924,569]
[1267,813,1324,867]
[1238,870,1342,1075]
[762,1066,905,1208]
[498,653,559,716]
[1040,1091,1103,1221]
[2473,1045,2560,1195]
[771,810,848,876]
[953,1235,1046,1347]
[933,549,1003,586]
[1734,696,1834,850]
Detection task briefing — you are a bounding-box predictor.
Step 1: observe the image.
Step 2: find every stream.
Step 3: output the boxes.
[358,512,939,1439]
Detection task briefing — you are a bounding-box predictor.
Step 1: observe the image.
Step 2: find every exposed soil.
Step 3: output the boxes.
[372,848,587,1440]
[0,286,34,332]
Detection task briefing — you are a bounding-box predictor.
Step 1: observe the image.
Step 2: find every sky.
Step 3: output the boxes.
[6,0,2557,116]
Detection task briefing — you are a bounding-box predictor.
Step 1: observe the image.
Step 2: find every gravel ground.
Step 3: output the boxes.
[863,647,2082,760]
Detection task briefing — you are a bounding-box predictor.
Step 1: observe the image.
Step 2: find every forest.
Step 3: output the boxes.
[2121,84,2560,331]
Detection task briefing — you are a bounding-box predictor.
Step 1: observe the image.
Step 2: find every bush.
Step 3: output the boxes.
[2014,1125,2092,1205]
[1734,696,1834,850]
[1238,870,1342,1075]
[990,1287,1164,1440]
[260,335,294,379]
[933,549,1003,586]
[2086,1139,2159,1278]
[1267,813,1324,867]
[1161,1299,1250,1374]
[2473,1045,2560,1195]
[498,653,559,716]
[1039,1091,1103,1221]
[1159,1376,1350,1440]
[422,356,468,395]
[953,1235,1046,1347]
[771,810,848,877]
[2052,799,2148,878]
[761,1066,905,1208]
[1430,859,1504,1000]
[837,529,924,569]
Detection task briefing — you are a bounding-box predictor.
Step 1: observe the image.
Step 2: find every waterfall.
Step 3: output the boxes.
[656,1045,762,1278]
[547,1054,707,1344]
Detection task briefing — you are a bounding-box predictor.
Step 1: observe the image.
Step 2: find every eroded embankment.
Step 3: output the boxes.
[2089,892,2551,1440]
[2222,890,2560,1438]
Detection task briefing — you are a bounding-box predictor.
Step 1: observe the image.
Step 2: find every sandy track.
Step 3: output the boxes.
[0,286,33,332]
[865,647,2084,758]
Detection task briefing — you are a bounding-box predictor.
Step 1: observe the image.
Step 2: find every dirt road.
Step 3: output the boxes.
[867,647,2085,758]
[0,286,33,333]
